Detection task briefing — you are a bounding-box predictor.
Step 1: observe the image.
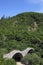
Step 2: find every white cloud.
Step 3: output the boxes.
[39,9,43,13]
[36,10,43,13]
[36,8,43,13]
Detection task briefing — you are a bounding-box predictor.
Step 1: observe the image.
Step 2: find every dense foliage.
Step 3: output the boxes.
[22,53,41,65]
[0,12,43,65]
[0,59,16,65]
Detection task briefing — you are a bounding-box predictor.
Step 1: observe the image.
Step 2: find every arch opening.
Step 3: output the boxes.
[12,53,23,62]
[28,49,34,53]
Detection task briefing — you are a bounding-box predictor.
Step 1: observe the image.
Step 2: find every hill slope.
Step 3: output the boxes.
[0,12,43,59]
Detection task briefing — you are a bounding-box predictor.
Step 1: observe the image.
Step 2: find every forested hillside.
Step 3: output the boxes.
[0,12,43,65]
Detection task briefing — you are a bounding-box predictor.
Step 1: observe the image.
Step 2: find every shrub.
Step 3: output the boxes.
[22,53,40,65]
[40,58,43,65]
[0,59,16,65]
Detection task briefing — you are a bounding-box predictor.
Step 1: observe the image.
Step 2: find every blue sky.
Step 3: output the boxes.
[0,0,43,18]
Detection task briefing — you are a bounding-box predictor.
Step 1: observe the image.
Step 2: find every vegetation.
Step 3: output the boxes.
[0,59,16,65]
[22,53,40,65]
[0,12,43,65]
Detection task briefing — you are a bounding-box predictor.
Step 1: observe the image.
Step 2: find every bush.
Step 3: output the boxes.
[0,59,16,65]
[40,58,43,65]
[22,53,40,65]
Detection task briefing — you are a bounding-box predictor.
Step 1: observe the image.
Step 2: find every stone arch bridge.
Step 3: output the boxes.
[3,48,34,61]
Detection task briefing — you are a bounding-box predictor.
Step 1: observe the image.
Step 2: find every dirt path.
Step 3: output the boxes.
[16,62,24,65]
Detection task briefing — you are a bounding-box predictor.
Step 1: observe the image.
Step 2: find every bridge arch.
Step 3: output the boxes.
[3,48,34,61]
[28,49,34,53]
[12,53,23,61]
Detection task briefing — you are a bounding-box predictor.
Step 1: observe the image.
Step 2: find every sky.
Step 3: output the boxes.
[0,0,43,18]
